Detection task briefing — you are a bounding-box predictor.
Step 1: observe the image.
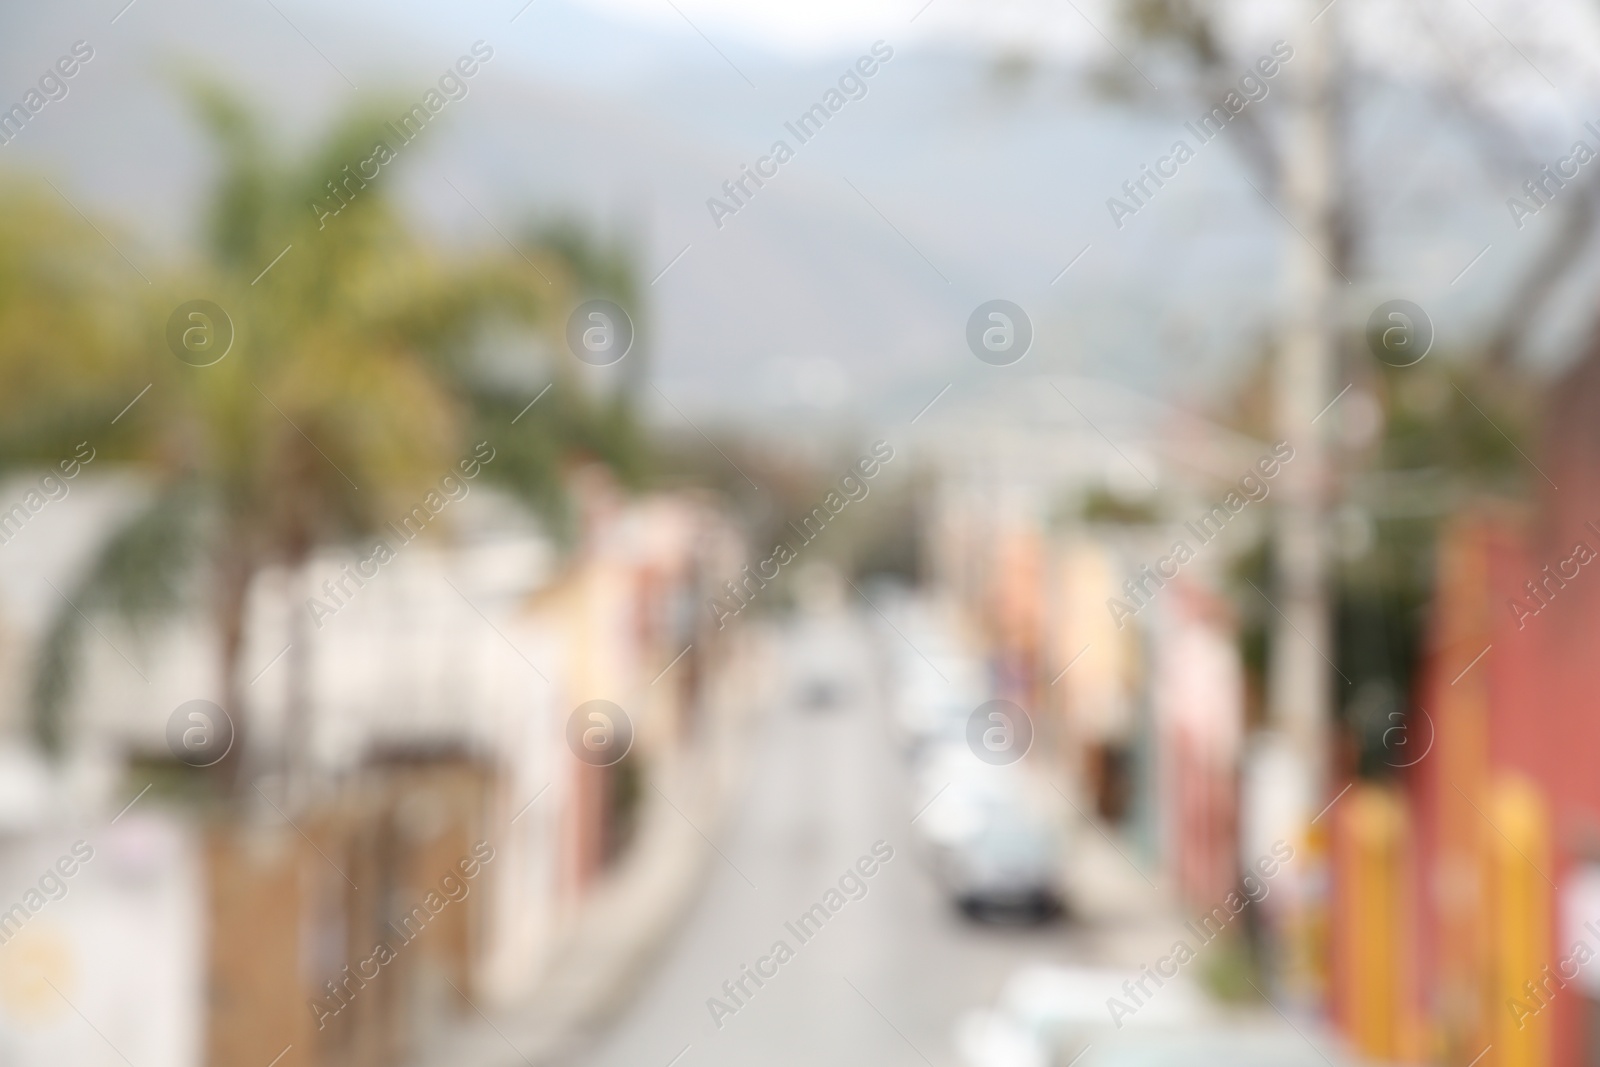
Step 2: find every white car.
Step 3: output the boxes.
[956,965,1350,1067]
[890,652,987,758]
[912,757,1067,920]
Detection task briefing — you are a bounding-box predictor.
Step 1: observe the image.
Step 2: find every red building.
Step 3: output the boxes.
[1335,349,1600,1067]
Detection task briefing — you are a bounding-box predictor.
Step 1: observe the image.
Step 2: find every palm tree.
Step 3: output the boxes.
[29,83,645,799]
[0,178,157,475]
[0,178,161,751]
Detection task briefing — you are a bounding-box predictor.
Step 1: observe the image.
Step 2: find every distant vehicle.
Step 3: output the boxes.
[874,597,990,759]
[878,598,1068,919]
[798,676,842,711]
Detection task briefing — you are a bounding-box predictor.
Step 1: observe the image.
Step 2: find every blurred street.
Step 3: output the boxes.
[569,600,1086,1067]
[7,1,1600,1064]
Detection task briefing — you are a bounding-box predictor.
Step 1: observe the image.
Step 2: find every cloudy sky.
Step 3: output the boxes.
[4,0,1599,442]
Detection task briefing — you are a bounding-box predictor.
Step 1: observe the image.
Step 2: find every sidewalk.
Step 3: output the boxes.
[1050,811,1358,1063]
[413,629,766,1067]
[1063,810,1195,967]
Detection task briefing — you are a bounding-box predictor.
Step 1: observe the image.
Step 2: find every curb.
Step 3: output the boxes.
[415,629,764,1067]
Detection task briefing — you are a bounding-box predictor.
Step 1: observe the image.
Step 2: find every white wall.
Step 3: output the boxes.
[0,815,203,1067]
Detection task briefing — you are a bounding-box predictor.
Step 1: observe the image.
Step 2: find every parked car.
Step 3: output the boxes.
[891,652,987,758]
[942,814,1063,920]
[796,674,844,711]
[878,598,990,760]
[912,757,1067,921]
[955,965,1350,1067]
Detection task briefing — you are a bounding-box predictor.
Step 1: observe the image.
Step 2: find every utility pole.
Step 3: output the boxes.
[1271,4,1336,820]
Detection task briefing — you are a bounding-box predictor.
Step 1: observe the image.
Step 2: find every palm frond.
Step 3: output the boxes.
[32,485,204,754]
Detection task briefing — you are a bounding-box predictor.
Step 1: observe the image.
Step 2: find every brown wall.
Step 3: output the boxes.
[204,758,493,1067]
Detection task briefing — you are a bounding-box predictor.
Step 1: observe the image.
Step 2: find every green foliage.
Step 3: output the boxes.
[1331,357,1532,776]
[1219,349,1532,746]
[1076,486,1162,526]
[531,218,639,308]
[0,181,151,470]
[33,486,203,753]
[15,80,650,758]
[1195,929,1260,1004]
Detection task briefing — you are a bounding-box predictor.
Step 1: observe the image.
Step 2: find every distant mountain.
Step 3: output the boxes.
[0,0,1570,438]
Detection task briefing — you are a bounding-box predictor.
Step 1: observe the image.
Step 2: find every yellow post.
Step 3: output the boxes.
[1337,785,1421,1060]
[1490,774,1552,1067]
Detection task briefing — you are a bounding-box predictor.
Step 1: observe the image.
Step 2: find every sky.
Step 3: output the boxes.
[5,0,1600,442]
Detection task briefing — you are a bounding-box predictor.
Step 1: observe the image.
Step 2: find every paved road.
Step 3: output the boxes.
[569,604,1095,1067]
